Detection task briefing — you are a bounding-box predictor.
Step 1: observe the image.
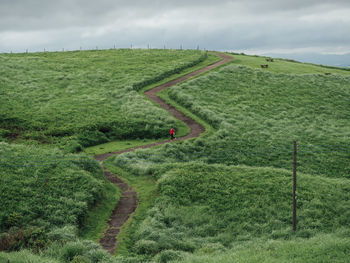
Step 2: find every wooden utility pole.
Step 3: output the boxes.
[293,140,297,231]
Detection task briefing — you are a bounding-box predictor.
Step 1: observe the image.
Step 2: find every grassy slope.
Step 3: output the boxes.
[0,49,206,149]
[179,232,350,263]
[0,50,222,263]
[165,64,350,178]
[0,142,120,260]
[0,142,116,231]
[0,250,60,263]
[80,52,222,248]
[127,163,349,255]
[230,53,350,75]
[78,179,120,241]
[105,54,350,261]
[90,52,223,256]
[2,52,349,262]
[84,52,221,156]
[111,63,350,180]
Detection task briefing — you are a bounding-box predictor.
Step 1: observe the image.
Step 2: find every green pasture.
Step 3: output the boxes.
[165,64,350,178]
[0,49,209,151]
[111,63,350,178]
[1,51,350,262]
[0,142,119,253]
[102,161,350,261]
[105,58,350,261]
[84,51,221,156]
[179,232,350,263]
[231,53,350,75]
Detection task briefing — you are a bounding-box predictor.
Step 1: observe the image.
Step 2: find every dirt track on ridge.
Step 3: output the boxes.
[95,52,232,253]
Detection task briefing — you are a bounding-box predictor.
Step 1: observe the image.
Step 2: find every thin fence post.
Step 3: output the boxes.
[293,140,297,231]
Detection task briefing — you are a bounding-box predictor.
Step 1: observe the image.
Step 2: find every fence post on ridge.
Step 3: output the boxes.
[293,140,297,231]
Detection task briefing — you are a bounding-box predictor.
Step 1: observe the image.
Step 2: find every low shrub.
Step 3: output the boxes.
[154,249,185,263]
[0,226,49,252]
[61,241,86,262]
[135,239,160,255]
[48,225,77,245]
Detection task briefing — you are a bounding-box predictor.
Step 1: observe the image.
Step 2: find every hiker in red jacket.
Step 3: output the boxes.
[170,127,175,140]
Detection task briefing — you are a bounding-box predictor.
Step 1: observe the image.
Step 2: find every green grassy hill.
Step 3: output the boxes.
[113,63,350,179]
[231,53,350,75]
[0,142,119,252]
[165,63,350,178]
[103,161,350,261]
[105,55,350,262]
[1,51,349,262]
[179,232,350,263]
[0,49,214,151]
[0,49,220,262]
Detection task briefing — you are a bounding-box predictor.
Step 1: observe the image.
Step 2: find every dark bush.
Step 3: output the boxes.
[63,140,84,153]
[5,212,23,229]
[132,53,207,91]
[77,130,109,147]
[0,226,49,252]
[135,239,159,255]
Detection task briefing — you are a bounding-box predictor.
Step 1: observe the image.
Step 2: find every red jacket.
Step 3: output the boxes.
[170,128,175,135]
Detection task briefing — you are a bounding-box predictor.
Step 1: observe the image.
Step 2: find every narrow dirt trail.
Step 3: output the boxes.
[95,52,232,253]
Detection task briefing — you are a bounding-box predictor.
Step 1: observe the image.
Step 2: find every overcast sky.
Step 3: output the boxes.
[1,0,350,55]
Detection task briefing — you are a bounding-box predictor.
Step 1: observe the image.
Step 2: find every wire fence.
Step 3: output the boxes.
[0,43,206,55]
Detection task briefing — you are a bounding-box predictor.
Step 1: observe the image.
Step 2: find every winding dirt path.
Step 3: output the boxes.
[95,52,232,253]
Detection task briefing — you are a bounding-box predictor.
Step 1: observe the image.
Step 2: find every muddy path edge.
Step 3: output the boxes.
[94,52,233,253]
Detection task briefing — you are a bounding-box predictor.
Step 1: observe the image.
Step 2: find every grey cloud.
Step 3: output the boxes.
[2,0,350,31]
[0,0,350,55]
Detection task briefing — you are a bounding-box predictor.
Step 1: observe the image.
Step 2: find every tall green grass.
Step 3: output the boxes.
[0,49,207,150]
[0,142,119,252]
[2,52,349,262]
[111,64,350,178]
[0,250,60,263]
[104,58,350,262]
[0,239,139,263]
[165,65,350,178]
[0,49,222,261]
[178,232,350,263]
[121,163,349,257]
